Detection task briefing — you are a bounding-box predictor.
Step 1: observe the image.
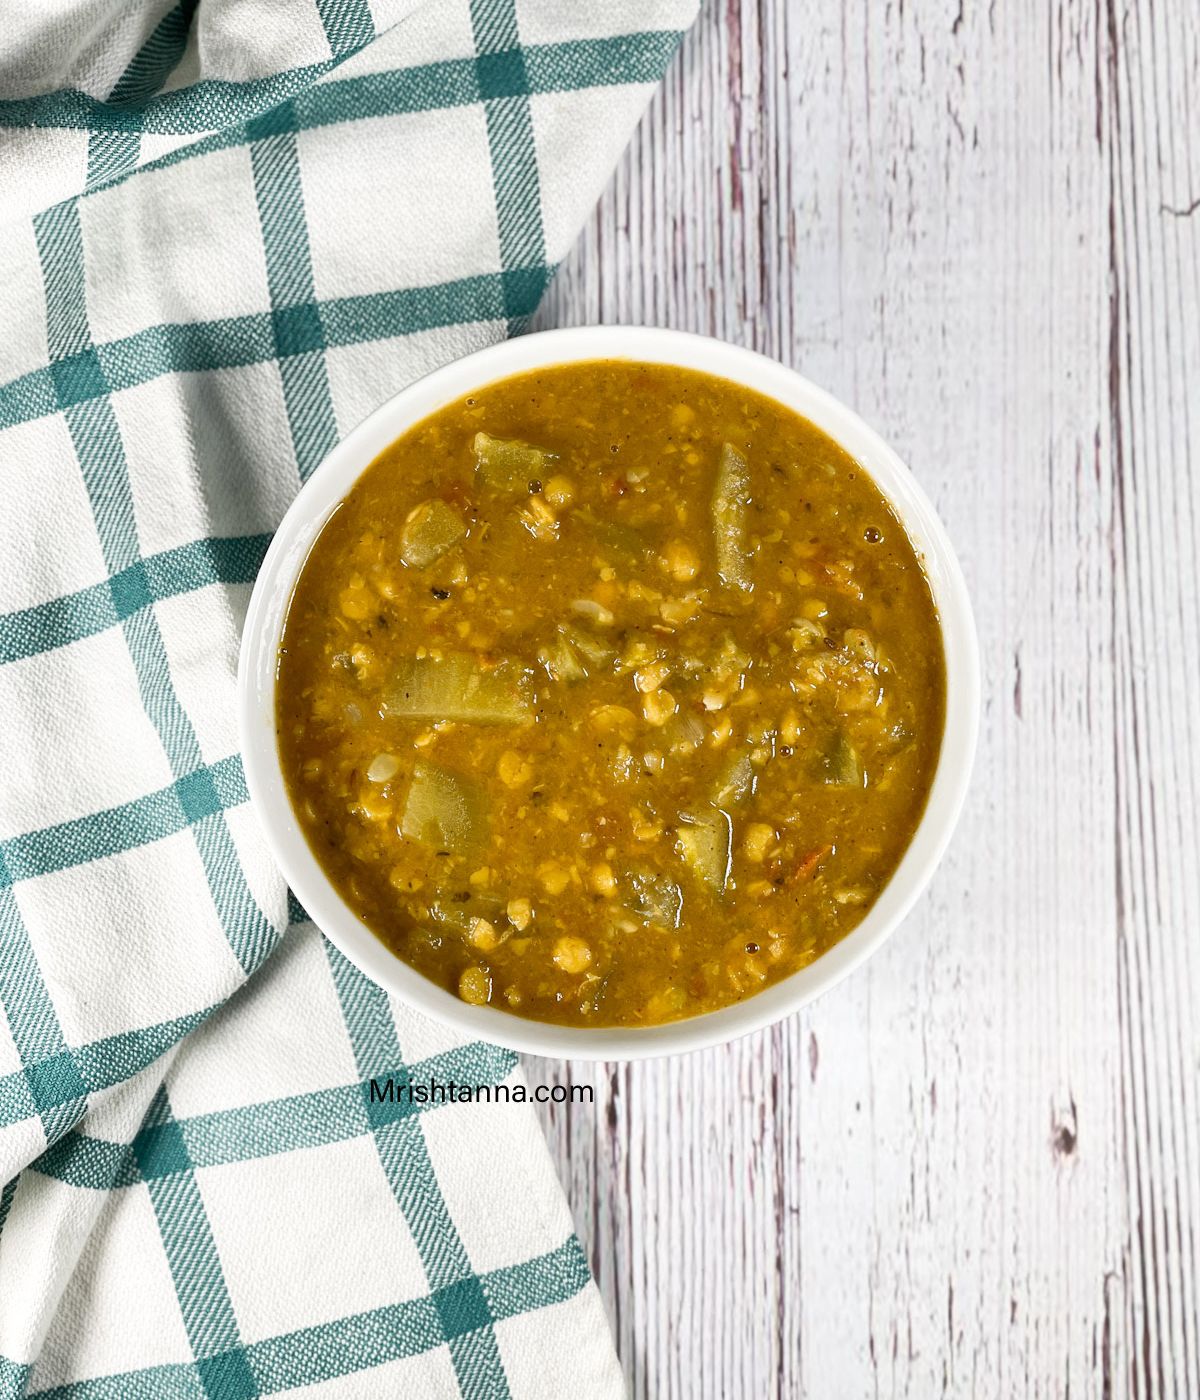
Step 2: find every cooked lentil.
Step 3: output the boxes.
[277,361,945,1027]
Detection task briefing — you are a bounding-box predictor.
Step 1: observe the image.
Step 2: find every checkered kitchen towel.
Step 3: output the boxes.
[0,2,697,1394]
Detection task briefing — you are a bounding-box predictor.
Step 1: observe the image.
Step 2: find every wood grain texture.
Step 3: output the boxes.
[524,2,1200,1395]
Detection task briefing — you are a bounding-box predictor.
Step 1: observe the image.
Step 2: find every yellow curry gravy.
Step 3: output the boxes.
[276,361,946,1027]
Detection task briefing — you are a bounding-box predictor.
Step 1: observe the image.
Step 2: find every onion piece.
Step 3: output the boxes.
[367,753,400,783]
[570,598,616,627]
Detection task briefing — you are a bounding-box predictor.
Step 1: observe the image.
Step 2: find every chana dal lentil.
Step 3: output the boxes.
[277,361,945,1027]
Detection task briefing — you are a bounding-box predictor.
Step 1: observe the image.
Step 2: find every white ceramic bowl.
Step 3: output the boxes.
[239,326,979,1061]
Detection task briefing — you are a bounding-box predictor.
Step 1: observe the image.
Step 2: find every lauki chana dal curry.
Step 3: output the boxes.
[277,361,945,1027]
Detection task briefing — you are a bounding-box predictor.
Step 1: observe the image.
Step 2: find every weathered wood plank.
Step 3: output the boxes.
[526,2,1200,1394]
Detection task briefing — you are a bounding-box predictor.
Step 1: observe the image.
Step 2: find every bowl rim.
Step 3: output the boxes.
[238,325,980,1061]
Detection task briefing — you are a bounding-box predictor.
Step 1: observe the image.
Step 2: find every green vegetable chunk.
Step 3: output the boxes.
[539,630,587,683]
[575,509,648,562]
[819,732,863,787]
[431,892,505,934]
[401,761,487,854]
[712,441,752,591]
[563,626,616,667]
[623,868,684,927]
[383,652,533,724]
[400,498,466,569]
[473,432,558,493]
[675,808,732,894]
[712,752,755,808]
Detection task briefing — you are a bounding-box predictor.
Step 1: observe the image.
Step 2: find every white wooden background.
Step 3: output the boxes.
[524,2,1200,1396]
